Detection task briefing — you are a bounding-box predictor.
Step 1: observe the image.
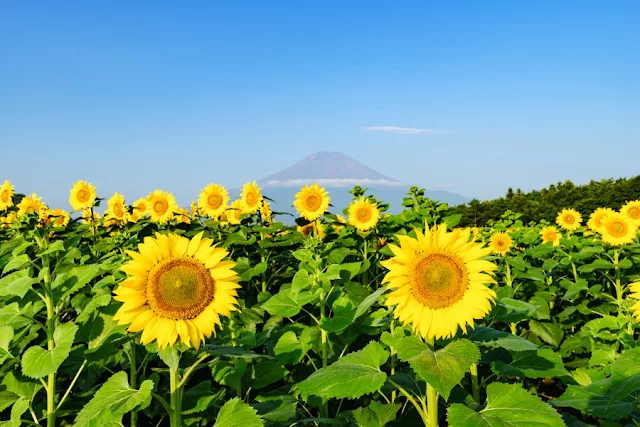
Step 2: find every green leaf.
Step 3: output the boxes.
[262,289,316,317]
[354,287,387,319]
[608,348,640,403]
[395,337,480,401]
[214,397,264,427]
[447,382,565,426]
[493,348,570,379]
[252,396,297,423]
[58,264,101,300]
[182,381,222,415]
[211,359,248,390]
[21,321,78,379]
[442,214,462,228]
[494,298,537,322]
[157,347,180,371]
[297,341,389,399]
[274,331,308,365]
[38,240,65,256]
[320,296,356,332]
[201,345,267,359]
[291,270,313,291]
[0,326,14,364]
[76,294,112,323]
[2,254,30,274]
[468,327,537,352]
[251,360,289,389]
[529,320,564,347]
[73,371,154,427]
[352,401,401,427]
[554,379,633,420]
[1,371,42,403]
[0,398,29,427]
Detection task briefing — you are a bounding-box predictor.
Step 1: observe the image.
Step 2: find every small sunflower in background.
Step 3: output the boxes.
[147,190,177,224]
[0,180,14,211]
[175,207,191,224]
[240,181,263,214]
[17,193,46,217]
[45,209,70,228]
[69,181,97,211]
[113,232,240,349]
[489,232,512,256]
[382,224,497,340]
[105,193,129,226]
[293,184,330,221]
[556,208,582,231]
[82,209,100,224]
[540,226,561,246]
[226,200,244,225]
[130,198,149,222]
[297,221,325,239]
[333,214,347,232]
[621,200,640,225]
[628,282,640,321]
[587,207,614,232]
[199,184,230,218]
[347,197,380,232]
[261,200,273,223]
[598,212,638,246]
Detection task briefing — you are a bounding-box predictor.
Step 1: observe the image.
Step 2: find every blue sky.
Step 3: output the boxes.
[1,1,638,209]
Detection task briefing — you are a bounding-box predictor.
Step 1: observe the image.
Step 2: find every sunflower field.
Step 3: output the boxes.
[2,179,640,427]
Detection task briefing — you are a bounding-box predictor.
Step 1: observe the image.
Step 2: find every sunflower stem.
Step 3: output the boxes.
[319,289,329,418]
[470,363,480,402]
[425,338,439,427]
[41,246,56,427]
[389,320,397,403]
[388,379,429,426]
[614,249,623,308]
[129,342,138,427]
[169,367,182,427]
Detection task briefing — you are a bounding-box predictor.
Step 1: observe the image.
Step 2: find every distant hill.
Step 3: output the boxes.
[230,152,469,218]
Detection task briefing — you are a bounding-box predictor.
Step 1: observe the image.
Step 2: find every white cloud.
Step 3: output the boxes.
[363,126,451,135]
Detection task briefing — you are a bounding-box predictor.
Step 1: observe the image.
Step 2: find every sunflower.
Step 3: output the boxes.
[621,200,640,225]
[113,232,240,349]
[176,207,191,224]
[69,181,97,211]
[0,180,14,211]
[105,193,129,225]
[226,200,244,225]
[0,212,16,228]
[198,184,230,218]
[629,282,640,322]
[46,209,70,227]
[82,209,100,224]
[348,197,380,232]
[261,201,273,223]
[297,221,326,239]
[540,226,561,247]
[381,224,497,340]
[587,207,614,232]
[599,212,638,246]
[147,190,177,224]
[240,181,263,214]
[17,194,45,217]
[489,232,512,256]
[556,208,582,231]
[293,184,330,221]
[333,215,347,232]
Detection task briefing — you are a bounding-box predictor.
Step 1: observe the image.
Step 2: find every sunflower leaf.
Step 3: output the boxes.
[296,341,389,399]
[395,337,480,401]
[214,397,264,427]
[447,382,565,426]
[21,321,78,379]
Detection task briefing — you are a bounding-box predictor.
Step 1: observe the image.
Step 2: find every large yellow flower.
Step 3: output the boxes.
[621,200,640,225]
[240,181,263,214]
[226,200,244,225]
[147,190,177,224]
[17,194,45,217]
[556,208,582,231]
[489,232,512,256]
[0,180,14,211]
[293,184,330,221]
[540,226,561,247]
[599,212,638,246]
[347,197,380,232]
[587,207,614,232]
[629,282,640,322]
[106,193,129,225]
[381,224,497,340]
[69,181,97,211]
[198,184,230,218]
[113,232,240,349]
[45,209,70,228]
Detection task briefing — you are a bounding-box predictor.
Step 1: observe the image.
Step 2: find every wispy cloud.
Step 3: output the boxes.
[362,126,452,135]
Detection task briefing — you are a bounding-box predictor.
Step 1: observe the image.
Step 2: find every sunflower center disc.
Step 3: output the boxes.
[208,194,221,208]
[146,257,215,319]
[565,215,575,224]
[306,195,319,209]
[114,204,123,217]
[411,252,468,309]
[357,208,371,221]
[609,221,627,237]
[154,201,166,214]
[246,193,256,206]
[77,190,88,202]
[1,190,8,202]
[630,207,640,219]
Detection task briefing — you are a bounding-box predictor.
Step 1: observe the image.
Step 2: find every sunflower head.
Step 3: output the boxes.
[629,282,640,322]
[45,209,70,228]
[226,200,244,225]
[0,180,15,211]
[599,212,638,246]
[147,190,177,224]
[198,184,230,218]
[621,201,640,224]
[0,212,17,228]
[540,226,561,247]
[489,232,512,256]
[347,197,381,232]
[587,207,614,232]
[556,208,582,231]
[293,184,330,221]
[82,209,100,224]
[113,232,241,349]
[17,193,45,217]
[297,221,325,239]
[175,207,191,224]
[240,182,263,214]
[261,201,273,223]
[69,181,97,211]
[333,214,347,232]
[381,224,497,340]
[105,193,129,225]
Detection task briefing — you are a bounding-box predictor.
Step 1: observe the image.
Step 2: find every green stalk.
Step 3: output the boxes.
[169,368,182,427]
[320,289,329,418]
[427,383,439,427]
[388,379,429,426]
[362,238,369,287]
[42,249,56,427]
[614,249,623,307]
[130,343,138,427]
[390,320,397,403]
[470,363,480,402]
[504,261,513,287]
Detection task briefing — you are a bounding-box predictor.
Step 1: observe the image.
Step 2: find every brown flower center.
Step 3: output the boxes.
[608,221,627,238]
[208,194,221,209]
[77,189,89,202]
[410,252,468,309]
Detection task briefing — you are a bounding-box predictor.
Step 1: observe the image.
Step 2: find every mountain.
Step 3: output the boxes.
[233,152,469,218]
